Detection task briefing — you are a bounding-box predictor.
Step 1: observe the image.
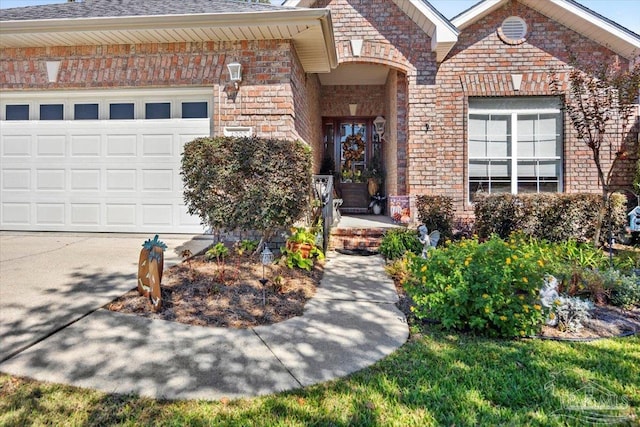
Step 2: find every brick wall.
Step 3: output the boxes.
[0,40,310,142]
[423,0,635,215]
[314,0,438,198]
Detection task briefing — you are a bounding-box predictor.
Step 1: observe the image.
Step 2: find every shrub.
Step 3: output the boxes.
[181,136,311,240]
[553,296,594,333]
[473,193,626,244]
[379,228,422,260]
[606,270,640,308]
[404,235,549,338]
[415,195,454,240]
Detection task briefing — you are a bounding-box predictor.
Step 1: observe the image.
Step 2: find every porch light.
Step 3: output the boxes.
[227,62,242,89]
[374,116,386,138]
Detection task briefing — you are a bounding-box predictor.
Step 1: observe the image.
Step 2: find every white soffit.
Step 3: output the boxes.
[451,0,640,60]
[0,9,338,73]
[318,63,390,85]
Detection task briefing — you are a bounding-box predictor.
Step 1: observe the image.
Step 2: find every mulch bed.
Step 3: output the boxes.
[106,253,323,329]
[538,305,640,340]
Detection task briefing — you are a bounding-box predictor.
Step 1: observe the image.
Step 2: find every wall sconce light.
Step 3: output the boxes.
[374,115,386,138]
[349,103,358,116]
[227,62,242,89]
[425,123,431,132]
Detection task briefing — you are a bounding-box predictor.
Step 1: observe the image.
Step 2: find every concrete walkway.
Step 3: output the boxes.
[0,240,408,400]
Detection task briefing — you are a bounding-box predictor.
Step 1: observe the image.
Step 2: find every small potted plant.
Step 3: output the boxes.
[285,227,317,258]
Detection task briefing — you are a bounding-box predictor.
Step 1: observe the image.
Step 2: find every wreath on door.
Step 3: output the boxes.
[342,134,365,169]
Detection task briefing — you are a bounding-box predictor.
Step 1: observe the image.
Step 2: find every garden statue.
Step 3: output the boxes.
[418,225,440,258]
[137,235,167,312]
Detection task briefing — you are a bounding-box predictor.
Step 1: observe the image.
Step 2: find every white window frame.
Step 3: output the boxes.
[468,97,563,203]
[0,88,212,121]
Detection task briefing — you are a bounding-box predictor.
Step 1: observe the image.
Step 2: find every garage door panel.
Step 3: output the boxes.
[1,135,31,156]
[70,170,101,190]
[142,169,173,191]
[142,204,173,226]
[71,134,101,156]
[70,204,100,225]
[1,115,208,233]
[36,169,65,190]
[36,203,65,225]
[106,170,136,191]
[2,203,30,224]
[142,134,173,156]
[106,135,137,156]
[106,204,136,226]
[2,169,30,190]
[37,135,66,156]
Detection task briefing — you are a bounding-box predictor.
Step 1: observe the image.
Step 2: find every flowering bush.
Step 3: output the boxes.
[404,234,550,338]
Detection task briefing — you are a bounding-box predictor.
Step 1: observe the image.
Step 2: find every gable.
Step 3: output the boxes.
[285,0,459,62]
[452,0,640,60]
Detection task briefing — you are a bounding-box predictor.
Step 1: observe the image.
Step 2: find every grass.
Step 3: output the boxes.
[1,326,638,426]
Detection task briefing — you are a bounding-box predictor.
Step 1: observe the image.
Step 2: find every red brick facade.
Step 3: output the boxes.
[0,40,317,149]
[1,0,637,219]
[426,0,636,214]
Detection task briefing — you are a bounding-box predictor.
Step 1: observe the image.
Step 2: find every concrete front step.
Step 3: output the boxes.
[329,227,386,252]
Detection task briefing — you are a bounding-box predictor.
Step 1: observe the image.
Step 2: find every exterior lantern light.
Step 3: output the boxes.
[259,246,273,305]
[374,115,386,138]
[227,62,242,89]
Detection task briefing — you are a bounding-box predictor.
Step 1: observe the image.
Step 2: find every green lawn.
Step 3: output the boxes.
[1,326,638,426]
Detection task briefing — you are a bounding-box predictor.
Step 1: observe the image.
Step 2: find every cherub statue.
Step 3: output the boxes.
[418,225,440,259]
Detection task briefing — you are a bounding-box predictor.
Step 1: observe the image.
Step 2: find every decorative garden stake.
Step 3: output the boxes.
[259,246,274,306]
[137,235,167,312]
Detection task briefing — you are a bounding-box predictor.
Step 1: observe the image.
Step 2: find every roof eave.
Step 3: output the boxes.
[0,8,338,72]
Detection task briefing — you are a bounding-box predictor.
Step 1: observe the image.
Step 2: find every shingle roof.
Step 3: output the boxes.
[0,0,293,21]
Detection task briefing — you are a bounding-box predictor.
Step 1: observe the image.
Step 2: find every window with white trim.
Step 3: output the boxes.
[468,97,563,202]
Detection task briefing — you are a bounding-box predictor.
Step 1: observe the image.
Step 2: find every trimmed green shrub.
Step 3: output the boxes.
[404,234,549,338]
[474,193,626,244]
[415,195,454,239]
[379,228,422,260]
[181,136,311,240]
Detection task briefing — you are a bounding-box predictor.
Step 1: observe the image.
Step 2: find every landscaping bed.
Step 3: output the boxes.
[106,252,323,329]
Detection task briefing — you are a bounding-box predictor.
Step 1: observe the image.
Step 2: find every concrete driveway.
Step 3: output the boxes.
[0,232,212,362]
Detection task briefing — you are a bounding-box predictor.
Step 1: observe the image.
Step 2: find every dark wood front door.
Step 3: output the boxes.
[322,118,383,212]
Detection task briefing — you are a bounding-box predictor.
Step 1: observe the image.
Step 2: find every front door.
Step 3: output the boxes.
[322,118,383,211]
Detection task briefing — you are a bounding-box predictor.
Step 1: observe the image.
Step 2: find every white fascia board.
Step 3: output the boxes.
[451,0,505,30]
[0,9,329,35]
[544,0,640,52]
[283,0,312,6]
[396,0,459,61]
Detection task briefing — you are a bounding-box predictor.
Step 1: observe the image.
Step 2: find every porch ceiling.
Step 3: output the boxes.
[318,63,390,86]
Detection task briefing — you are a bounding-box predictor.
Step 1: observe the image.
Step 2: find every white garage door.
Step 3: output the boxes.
[0,89,211,233]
